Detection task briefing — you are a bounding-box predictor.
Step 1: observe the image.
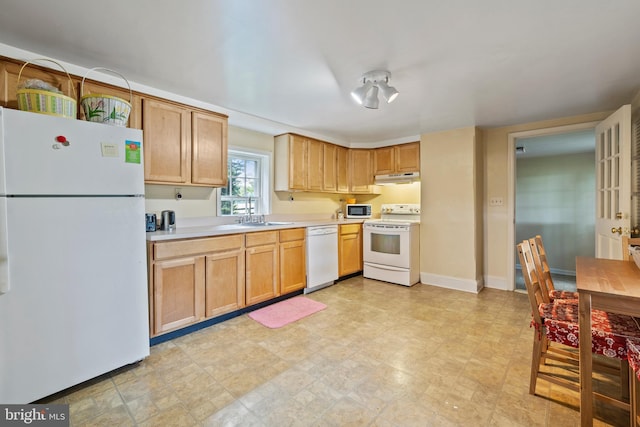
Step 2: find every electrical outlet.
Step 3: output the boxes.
[175,188,183,201]
[489,197,504,207]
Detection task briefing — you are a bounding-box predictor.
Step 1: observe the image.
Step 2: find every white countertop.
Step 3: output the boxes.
[146,218,365,242]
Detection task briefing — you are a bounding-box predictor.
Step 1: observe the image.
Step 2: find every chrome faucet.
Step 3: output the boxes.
[238,196,265,224]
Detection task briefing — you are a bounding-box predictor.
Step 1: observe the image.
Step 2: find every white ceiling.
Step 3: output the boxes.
[1,0,640,145]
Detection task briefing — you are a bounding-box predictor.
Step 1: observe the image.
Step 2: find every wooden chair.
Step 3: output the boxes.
[627,338,640,426]
[622,236,640,261]
[528,235,579,301]
[624,237,640,426]
[518,241,636,410]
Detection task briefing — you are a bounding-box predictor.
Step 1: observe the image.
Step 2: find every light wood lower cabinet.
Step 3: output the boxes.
[338,223,363,277]
[153,255,205,335]
[149,234,245,336]
[245,231,279,305]
[149,228,307,336]
[279,228,306,294]
[205,248,245,318]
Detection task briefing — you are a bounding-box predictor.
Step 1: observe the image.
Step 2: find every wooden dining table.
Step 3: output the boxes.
[577,256,640,426]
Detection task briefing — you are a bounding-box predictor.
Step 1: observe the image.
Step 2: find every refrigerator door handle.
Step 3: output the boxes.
[0,196,8,293]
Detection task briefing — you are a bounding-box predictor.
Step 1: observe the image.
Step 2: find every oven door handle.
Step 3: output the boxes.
[364,262,408,272]
[364,227,407,233]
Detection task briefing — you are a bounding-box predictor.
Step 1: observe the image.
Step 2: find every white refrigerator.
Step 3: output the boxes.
[0,108,150,403]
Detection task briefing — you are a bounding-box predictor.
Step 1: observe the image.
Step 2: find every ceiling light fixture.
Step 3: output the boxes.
[351,70,399,109]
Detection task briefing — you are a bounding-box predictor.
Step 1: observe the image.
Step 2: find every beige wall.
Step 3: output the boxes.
[483,111,610,288]
[420,126,483,292]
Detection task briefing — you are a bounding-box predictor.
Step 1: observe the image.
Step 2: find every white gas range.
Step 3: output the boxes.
[363,204,420,286]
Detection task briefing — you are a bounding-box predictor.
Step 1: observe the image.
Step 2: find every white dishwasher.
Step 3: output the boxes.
[305,225,339,294]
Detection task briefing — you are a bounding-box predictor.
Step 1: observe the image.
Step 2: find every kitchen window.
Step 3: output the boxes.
[217,148,270,216]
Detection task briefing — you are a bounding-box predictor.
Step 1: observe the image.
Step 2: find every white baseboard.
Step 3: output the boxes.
[549,268,576,276]
[484,275,509,291]
[515,264,575,277]
[420,272,484,294]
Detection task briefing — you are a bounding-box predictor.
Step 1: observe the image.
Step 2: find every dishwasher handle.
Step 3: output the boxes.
[307,226,338,236]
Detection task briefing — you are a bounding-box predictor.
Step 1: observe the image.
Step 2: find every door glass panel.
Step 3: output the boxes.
[370,233,400,255]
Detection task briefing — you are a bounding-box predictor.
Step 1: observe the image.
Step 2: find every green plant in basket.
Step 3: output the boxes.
[85,99,105,119]
[109,107,127,122]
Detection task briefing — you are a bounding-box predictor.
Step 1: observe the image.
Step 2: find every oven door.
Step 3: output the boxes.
[363,223,411,269]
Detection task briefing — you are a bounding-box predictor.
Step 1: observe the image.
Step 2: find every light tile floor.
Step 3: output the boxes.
[42,276,629,426]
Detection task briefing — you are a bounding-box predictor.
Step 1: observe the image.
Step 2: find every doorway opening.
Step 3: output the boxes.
[507,121,600,291]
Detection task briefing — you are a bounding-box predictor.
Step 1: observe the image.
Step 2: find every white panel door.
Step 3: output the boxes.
[595,104,631,259]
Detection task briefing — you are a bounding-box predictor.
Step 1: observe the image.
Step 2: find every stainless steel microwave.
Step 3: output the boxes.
[346,204,372,218]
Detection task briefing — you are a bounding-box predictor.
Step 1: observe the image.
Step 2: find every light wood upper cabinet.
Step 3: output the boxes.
[336,146,350,193]
[349,149,375,193]
[275,133,381,194]
[323,143,338,192]
[275,134,307,191]
[142,97,228,187]
[142,98,191,183]
[307,139,324,192]
[374,142,420,175]
[374,146,395,175]
[0,57,228,187]
[338,223,362,277]
[191,111,228,186]
[275,133,326,192]
[0,60,77,110]
[396,142,420,173]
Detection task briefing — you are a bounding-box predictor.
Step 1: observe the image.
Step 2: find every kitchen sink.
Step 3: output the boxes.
[237,221,294,227]
[213,221,295,231]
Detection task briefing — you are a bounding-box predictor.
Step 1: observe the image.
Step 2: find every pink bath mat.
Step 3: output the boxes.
[248,296,327,328]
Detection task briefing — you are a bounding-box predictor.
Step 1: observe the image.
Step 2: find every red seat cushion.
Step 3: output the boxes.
[627,338,640,380]
[549,290,580,301]
[538,301,640,359]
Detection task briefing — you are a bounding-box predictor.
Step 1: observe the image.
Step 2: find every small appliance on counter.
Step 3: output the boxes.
[145,213,157,232]
[345,203,372,219]
[161,210,175,231]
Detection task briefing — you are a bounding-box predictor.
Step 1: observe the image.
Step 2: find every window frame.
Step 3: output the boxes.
[217,147,271,217]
